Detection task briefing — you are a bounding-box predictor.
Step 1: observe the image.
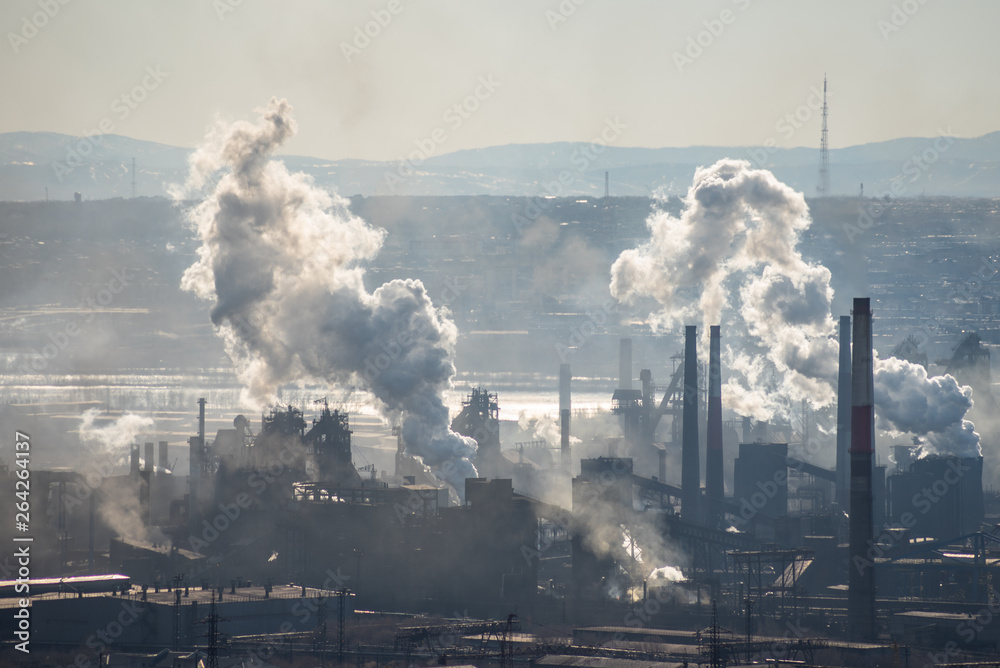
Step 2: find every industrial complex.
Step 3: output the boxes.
[1,294,996,667]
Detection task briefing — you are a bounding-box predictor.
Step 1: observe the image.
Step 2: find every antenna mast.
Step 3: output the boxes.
[818,75,830,195]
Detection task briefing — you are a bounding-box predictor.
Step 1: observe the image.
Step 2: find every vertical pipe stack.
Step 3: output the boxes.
[619,338,632,390]
[836,315,852,507]
[681,325,700,523]
[189,398,207,532]
[198,397,206,447]
[560,363,571,469]
[144,443,155,472]
[849,297,876,642]
[707,325,723,529]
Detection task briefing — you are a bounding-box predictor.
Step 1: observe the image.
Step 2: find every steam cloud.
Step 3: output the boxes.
[611,159,980,459]
[76,410,167,545]
[174,98,477,494]
[610,159,837,418]
[77,408,155,468]
[874,355,981,458]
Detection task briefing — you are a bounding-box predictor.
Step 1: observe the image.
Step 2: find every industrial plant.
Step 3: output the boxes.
[2,99,999,668]
[1,293,997,666]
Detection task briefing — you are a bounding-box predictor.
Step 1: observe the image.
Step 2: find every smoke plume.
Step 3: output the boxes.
[76,410,167,545]
[610,159,837,418]
[77,409,155,468]
[874,355,981,458]
[610,159,980,459]
[174,98,476,494]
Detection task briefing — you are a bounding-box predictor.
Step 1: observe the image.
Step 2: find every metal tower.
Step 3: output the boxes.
[817,75,830,195]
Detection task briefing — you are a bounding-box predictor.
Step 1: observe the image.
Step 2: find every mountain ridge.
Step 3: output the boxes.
[2,130,998,200]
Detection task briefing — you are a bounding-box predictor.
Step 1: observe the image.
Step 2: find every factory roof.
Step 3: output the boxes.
[0,583,334,609]
[534,655,683,668]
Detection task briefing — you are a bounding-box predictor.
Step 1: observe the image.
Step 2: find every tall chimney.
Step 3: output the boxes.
[619,338,632,390]
[560,363,571,469]
[189,398,207,533]
[848,297,876,642]
[198,397,206,447]
[144,442,155,472]
[681,326,700,523]
[159,440,169,471]
[836,315,852,507]
[706,325,723,528]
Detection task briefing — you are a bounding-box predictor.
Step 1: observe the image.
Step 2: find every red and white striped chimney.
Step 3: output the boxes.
[706,325,723,528]
[848,297,876,642]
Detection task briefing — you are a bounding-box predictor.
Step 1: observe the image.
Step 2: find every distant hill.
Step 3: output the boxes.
[1,130,999,201]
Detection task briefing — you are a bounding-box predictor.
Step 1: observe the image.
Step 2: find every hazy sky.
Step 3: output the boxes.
[2,0,997,161]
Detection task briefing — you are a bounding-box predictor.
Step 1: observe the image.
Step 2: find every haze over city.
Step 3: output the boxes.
[1,2,1000,667]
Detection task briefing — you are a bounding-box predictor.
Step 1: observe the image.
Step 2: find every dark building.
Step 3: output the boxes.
[887,454,984,540]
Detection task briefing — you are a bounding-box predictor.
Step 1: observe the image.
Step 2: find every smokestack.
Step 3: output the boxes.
[130,444,140,476]
[619,338,632,390]
[159,440,168,471]
[706,325,723,528]
[144,443,154,472]
[560,363,571,468]
[681,325,700,523]
[848,297,876,642]
[836,315,851,507]
[198,397,206,447]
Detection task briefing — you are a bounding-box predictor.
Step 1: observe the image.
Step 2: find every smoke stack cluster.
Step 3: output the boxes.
[560,363,571,468]
[681,325,700,523]
[836,315,851,507]
[849,297,876,642]
[706,325,723,528]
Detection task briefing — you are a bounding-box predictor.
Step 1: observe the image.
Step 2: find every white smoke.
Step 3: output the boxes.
[77,409,155,468]
[75,410,166,546]
[173,98,477,495]
[610,159,980,458]
[874,355,981,458]
[610,159,837,419]
[517,410,580,447]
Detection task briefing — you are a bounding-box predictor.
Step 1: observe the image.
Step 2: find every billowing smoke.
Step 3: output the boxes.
[610,159,837,418]
[610,159,979,459]
[77,409,154,468]
[874,355,981,458]
[75,410,167,545]
[173,98,476,494]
